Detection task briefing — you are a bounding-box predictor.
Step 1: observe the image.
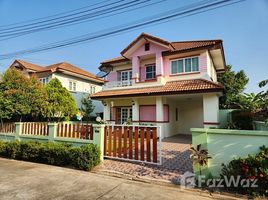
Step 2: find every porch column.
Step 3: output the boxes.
[156,96,164,122]
[132,98,139,123]
[132,56,140,82]
[156,52,164,83]
[103,100,111,121]
[203,94,219,128]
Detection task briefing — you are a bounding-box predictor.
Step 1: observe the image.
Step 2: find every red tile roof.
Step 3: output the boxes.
[101,33,223,65]
[170,40,222,52]
[15,59,44,71]
[91,79,223,99]
[11,60,104,84]
[38,62,104,83]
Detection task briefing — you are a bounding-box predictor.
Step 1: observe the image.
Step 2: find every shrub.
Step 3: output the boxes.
[231,110,253,130]
[0,140,100,171]
[221,146,268,197]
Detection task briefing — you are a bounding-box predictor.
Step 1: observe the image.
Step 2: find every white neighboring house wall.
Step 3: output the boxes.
[50,73,103,117]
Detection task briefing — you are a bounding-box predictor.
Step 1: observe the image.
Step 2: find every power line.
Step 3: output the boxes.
[0,0,245,60]
[0,0,115,29]
[0,0,166,42]
[0,0,148,36]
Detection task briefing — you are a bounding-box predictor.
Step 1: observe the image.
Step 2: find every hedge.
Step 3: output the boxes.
[0,140,100,171]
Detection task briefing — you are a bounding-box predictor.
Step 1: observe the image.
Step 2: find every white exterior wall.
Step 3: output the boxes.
[167,100,203,135]
[51,73,102,93]
[203,93,219,128]
[51,73,103,117]
[206,51,217,82]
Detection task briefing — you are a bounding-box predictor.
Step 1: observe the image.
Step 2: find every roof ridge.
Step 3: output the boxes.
[171,39,222,43]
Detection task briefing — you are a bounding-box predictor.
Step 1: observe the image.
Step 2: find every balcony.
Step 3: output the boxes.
[104,80,132,89]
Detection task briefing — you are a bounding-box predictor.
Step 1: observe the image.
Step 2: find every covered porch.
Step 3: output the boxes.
[102,92,220,138]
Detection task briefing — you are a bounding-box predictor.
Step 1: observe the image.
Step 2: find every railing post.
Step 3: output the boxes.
[48,122,58,142]
[14,122,23,141]
[92,124,105,162]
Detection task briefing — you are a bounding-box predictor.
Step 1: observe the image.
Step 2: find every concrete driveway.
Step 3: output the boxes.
[0,158,236,200]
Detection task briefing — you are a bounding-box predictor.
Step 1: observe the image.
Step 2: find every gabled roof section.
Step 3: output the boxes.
[170,39,222,52]
[100,33,226,71]
[120,32,173,57]
[91,79,223,99]
[13,59,44,71]
[38,62,104,83]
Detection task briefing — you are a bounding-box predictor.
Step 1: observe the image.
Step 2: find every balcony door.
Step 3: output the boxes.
[119,70,132,86]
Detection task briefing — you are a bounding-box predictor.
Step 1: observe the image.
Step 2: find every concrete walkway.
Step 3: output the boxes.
[0,158,233,200]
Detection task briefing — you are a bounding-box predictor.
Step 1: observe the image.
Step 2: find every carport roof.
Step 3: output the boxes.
[91,79,223,99]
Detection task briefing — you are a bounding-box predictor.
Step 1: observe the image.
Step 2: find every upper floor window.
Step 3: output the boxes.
[145,43,150,51]
[69,81,76,91]
[39,77,49,85]
[171,56,199,74]
[90,85,96,94]
[146,64,156,80]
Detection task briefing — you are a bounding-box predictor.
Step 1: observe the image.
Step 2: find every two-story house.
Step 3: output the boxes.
[9,60,104,117]
[91,33,225,138]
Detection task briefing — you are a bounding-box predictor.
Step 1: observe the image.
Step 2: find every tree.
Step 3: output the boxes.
[80,94,95,122]
[218,65,249,109]
[0,69,47,121]
[44,78,78,121]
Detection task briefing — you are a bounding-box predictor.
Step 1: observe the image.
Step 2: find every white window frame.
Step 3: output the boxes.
[170,56,199,75]
[69,81,77,92]
[39,77,49,85]
[121,107,132,124]
[119,70,132,86]
[145,64,156,80]
[90,85,96,94]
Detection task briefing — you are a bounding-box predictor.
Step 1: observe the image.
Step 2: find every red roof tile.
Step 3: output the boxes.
[38,62,104,83]
[91,79,223,99]
[101,33,223,65]
[15,59,44,71]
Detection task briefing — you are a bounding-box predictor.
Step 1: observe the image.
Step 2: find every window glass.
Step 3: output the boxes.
[178,60,184,73]
[73,82,76,91]
[185,58,192,72]
[146,65,156,79]
[170,57,199,74]
[192,57,199,71]
[171,60,177,74]
[69,82,72,90]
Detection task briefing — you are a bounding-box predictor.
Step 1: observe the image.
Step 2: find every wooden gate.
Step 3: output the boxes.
[104,125,162,165]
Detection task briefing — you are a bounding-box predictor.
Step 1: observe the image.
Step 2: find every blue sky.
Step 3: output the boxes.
[0,0,267,92]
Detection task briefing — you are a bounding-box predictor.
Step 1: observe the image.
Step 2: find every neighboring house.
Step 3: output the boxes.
[91,33,225,138]
[9,60,104,117]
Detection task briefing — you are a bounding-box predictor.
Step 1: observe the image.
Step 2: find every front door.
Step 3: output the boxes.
[121,107,132,124]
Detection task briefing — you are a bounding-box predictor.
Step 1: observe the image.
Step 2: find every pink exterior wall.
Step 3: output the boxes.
[163,55,207,76]
[129,42,168,79]
[140,66,146,82]
[106,71,117,82]
[199,54,207,72]
[139,105,169,122]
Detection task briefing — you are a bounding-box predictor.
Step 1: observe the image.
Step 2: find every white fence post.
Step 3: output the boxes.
[92,124,105,162]
[14,122,23,141]
[48,122,57,142]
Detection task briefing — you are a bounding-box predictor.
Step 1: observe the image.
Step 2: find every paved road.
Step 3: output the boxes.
[0,158,234,200]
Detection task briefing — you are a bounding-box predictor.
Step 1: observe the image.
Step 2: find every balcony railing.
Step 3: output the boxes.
[104,80,132,89]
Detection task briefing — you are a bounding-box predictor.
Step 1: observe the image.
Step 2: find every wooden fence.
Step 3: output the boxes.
[57,123,93,140]
[104,125,161,164]
[22,122,49,136]
[0,122,15,133]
